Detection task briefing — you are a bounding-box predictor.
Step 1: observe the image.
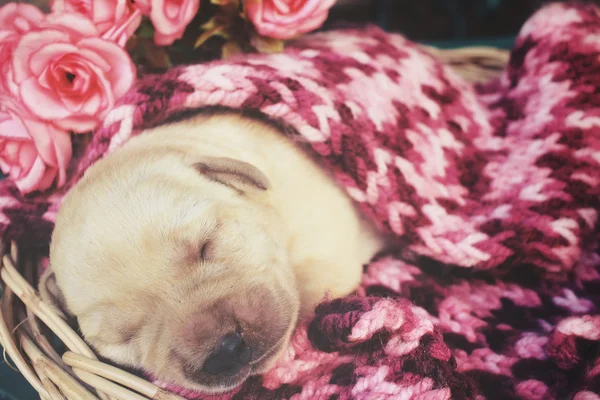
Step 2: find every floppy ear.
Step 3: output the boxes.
[38,268,71,319]
[193,156,271,193]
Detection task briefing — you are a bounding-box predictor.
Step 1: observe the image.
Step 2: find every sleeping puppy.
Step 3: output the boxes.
[41,112,386,393]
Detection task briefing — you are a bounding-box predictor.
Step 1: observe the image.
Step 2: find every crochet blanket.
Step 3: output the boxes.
[2,3,600,399]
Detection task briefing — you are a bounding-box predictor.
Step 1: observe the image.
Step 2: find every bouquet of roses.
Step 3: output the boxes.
[0,0,336,194]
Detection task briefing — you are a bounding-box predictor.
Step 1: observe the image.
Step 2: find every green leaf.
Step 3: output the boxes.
[195,17,231,48]
[222,40,243,59]
[211,0,240,6]
[137,19,155,40]
[251,34,284,54]
[143,40,173,70]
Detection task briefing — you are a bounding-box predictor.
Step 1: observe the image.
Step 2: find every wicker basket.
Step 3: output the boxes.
[0,46,510,400]
[425,46,510,83]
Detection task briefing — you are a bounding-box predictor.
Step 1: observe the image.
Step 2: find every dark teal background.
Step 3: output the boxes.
[0,359,36,400]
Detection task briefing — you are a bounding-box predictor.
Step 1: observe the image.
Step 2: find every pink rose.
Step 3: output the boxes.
[10,12,136,133]
[0,100,72,194]
[0,3,44,92]
[136,0,200,46]
[0,3,44,34]
[51,0,142,47]
[244,0,336,40]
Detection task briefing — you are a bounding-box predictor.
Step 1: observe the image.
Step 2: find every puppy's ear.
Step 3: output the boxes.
[193,157,271,193]
[38,268,71,319]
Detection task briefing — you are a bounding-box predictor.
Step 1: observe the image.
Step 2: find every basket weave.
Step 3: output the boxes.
[0,46,509,400]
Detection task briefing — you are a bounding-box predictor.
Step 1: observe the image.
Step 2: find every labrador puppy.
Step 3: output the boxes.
[41,112,386,393]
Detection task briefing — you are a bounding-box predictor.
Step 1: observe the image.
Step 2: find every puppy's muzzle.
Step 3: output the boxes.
[202,332,252,376]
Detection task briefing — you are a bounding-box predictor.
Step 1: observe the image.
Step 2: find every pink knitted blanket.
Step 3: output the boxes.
[3,3,600,399]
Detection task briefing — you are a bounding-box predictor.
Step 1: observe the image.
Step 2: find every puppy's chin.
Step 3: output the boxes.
[182,365,252,394]
[88,322,293,395]
[157,331,292,395]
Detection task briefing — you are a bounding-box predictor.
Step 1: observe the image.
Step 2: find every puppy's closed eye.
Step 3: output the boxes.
[200,241,212,260]
[181,239,214,265]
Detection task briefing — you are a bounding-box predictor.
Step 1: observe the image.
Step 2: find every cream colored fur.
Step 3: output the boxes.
[45,113,386,393]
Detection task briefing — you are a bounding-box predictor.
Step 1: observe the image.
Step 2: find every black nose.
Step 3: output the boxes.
[202,333,252,376]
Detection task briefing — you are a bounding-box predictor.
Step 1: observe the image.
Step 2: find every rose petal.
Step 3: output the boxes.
[153,30,180,46]
[0,158,11,175]
[263,0,333,25]
[102,8,142,46]
[51,65,112,133]
[16,120,56,166]
[51,0,92,15]
[71,65,93,93]
[78,38,136,98]
[77,89,103,116]
[134,0,151,15]
[0,106,71,194]
[94,0,122,32]
[150,0,199,44]
[41,12,99,38]
[61,94,86,114]
[0,31,16,46]
[4,141,25,164]
[245,0,335,40]
[53,0,140,45]
[258,10,329,39]
[0,116,29,140]
[49,127,72,186]
[0,3,44,34]
[11,30,71,83]
[20,78,72,120]
[19,116,72,175]
[58,59,112,127]
[53,116,99,133]
[13,153,39,190]
[38,166,59,191]
[77,44,113,73]
[29,42,79,77]
[15,155,52,193]
[17,143,38,172]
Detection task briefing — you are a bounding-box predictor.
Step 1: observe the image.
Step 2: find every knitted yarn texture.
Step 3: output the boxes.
[2,3,600,399]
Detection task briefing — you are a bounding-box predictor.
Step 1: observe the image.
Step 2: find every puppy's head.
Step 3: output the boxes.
[44,148,300,393]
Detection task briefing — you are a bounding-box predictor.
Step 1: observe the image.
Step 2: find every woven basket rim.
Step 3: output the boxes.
[0,45,510,400]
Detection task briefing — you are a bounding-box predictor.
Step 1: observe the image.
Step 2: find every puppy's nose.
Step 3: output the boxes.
[202,333,252,375]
